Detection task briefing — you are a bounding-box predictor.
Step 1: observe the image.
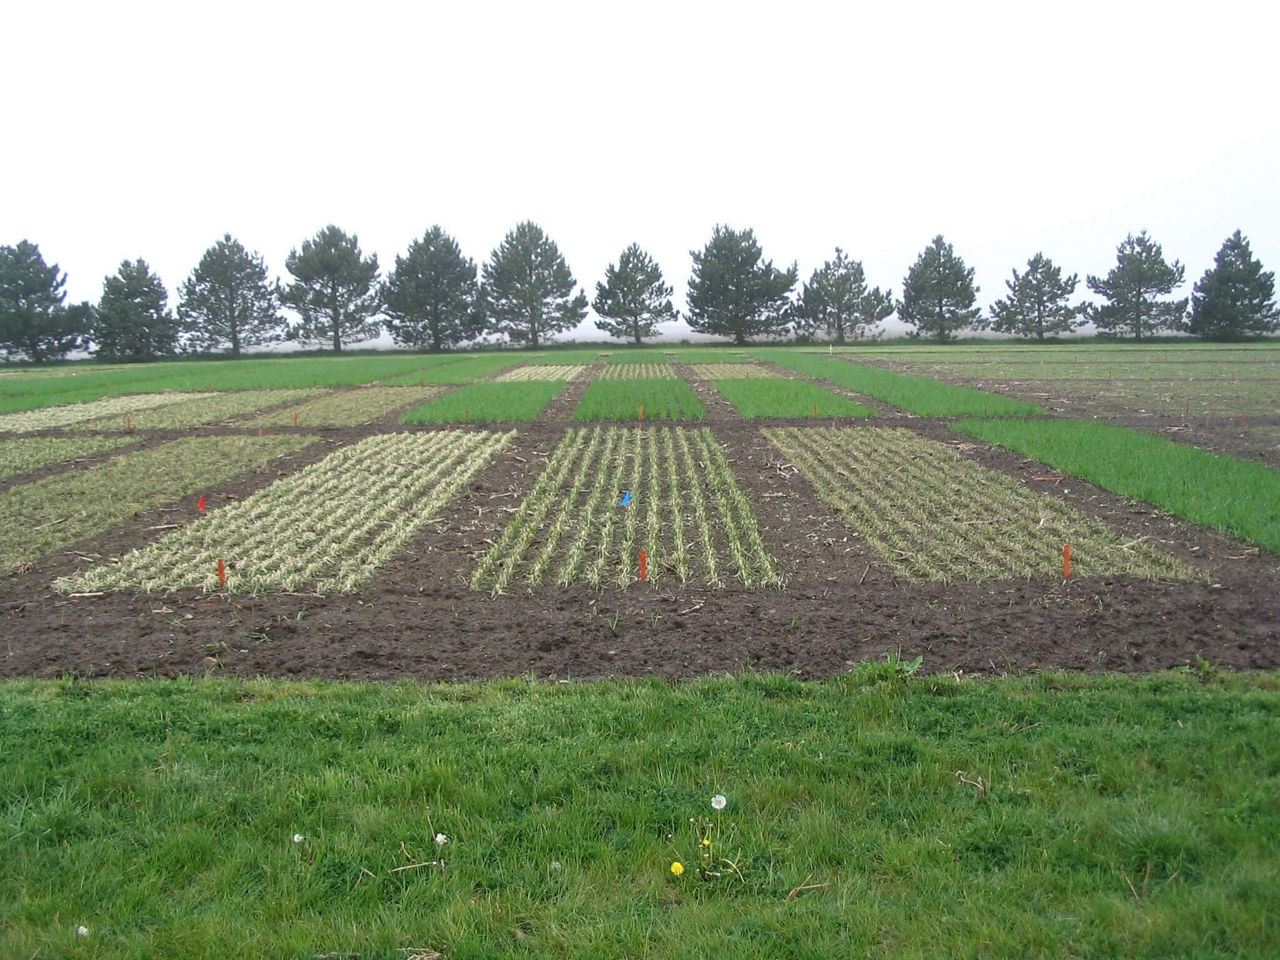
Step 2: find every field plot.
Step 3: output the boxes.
[0,435,315,573]
[525,350,601,365]
[0,392,204,432]
[760,353,1042,417]
[594,363,677,379]
[764,427,1191,582]
[382,355,520,384]
[77,388,324,431]
[64,431,513,595]
[574,380,705,421]
[471,426,780,592]
[1049,379,1280,418]
[713,378,875,419]
[603,350,673,364]
[690,363,775,379]
[245,386,440,427]
[495,365,588,382]
[0,435,135,481]
[401,381,564,423]
[954,419,1280,553]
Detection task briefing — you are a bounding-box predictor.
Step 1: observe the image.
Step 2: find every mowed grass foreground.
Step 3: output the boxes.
[2,672,1277,959]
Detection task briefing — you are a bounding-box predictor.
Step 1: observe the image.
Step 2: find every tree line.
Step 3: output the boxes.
[0,223,1275,362]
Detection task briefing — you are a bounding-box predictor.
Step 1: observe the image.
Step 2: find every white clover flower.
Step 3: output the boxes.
[549,861,562,872]
[76,926,89,937]
[711,794,727,811]
[434,833,450,847]
[293,834,306,844]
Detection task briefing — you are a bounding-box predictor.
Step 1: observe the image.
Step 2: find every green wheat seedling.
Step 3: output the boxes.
[712,378,875,419]
[62,430,514,595]
[470,427,780,592]
[246,386,441,427]
[574,379,705,422]
[763,426,1192,583]
[402,381,565,423]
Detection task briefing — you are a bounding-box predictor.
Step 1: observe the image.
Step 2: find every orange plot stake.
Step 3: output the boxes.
[812,403,818,418]
[124,414,133,431]
[464,408,469,424]
[217,558,227,589]
[639,405,646,421]
[1063,543,1072,580]
[292,411,299,426]
[639,550,648,581]
[1241,414,1248,428]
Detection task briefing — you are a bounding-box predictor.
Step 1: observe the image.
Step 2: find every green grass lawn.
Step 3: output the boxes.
[1,670,1277,958]
[401,381,565,423]
[755,353,1043,417]
[574,379,705,421]
[953,419,1280,553]
[712,378,875,419]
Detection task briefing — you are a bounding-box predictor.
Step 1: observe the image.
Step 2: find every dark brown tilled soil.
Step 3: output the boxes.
[534,363,603,422]
[2,421,1276,682]
[669,360,742,423]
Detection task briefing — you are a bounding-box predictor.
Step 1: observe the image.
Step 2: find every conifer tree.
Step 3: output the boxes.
[93,259,179,361]
[990,253,1083,340]
[178,234,284,355]
[897,236,983,341]
[0,240,89,362]
[281,226,380,351]
[686,226,797,344]
[795,248,892,342]
[1086,232,1186,339]
[479,222,587,348]
[381,226,481,351]
[1188,230,1278,341]
[592,244,676,344]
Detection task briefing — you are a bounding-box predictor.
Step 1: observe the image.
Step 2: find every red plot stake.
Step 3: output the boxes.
[639,550,648,581]
[1063,544,1072,580]
[217,558,227,589]
[197,495,206,513]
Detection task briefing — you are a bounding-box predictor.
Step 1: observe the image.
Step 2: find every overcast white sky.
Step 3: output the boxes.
[3,0,1278,344]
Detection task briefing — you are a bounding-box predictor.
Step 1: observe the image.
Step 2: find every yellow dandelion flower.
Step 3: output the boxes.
[701,838,711,847]
[670,861,685,876]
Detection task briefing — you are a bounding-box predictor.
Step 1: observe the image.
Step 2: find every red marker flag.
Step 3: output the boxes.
[197,495,206,513]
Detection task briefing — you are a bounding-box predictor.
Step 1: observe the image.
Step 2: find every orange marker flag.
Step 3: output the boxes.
[1063,544,1072,580]
[639,550,648,581]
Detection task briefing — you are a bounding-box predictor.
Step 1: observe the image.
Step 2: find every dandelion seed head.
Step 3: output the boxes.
[76,925,89,937]
[434,833,450,847]
[711,794,727,810]
[292,834,305,844]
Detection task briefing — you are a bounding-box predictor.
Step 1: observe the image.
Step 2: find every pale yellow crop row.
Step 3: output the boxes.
[246,385,442,427]
[0,393,206,433]
[495,366,588,382]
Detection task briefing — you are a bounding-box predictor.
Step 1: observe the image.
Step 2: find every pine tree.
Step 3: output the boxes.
[178,234,284,355]
[0,240,89,363]
[480,222,587,348]
[380,226,481,351]
[281,226,380,351]
[897,236,983,341]
[1086,232,1187,339]
[1188,231,1278,341]
[93,259,179,361]
[592,244,676,344]
[990,253,1083,340]
[686,226,797,345]
[795,248,893,343]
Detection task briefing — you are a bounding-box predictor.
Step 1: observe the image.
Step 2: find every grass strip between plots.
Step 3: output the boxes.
[0,393,205,433]
[471,426,780,591]
[1,671,1277,959]
[758,352,1043,417]
[77,389,325,431]
[594,363,677,380]
[65,431,514,595]
[245,386,441,427]
[713,379,875,419]
[0,435,317,572]
[953,419,1280,553]
[765,427,1191,582]
[574,380,705,422]
[0,435,136,481]
[495,365,588,382]
[401,382,565,424]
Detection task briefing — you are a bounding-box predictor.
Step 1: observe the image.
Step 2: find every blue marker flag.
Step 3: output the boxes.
[620,490,632,506]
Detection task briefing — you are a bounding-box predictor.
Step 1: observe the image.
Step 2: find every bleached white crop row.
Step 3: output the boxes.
[0,393,206,433]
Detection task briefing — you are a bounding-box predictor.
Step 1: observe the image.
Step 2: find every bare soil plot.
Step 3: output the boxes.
[471,426,781,592]
[0,435,317,573]
[764,426,1191,582]
[245,385,441,427]
[0,392,205,432]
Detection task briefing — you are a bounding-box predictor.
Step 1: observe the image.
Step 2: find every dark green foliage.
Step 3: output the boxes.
[592,243,676,344]
[381,226,481,351]
[0,241,89,363]
[1189,231,1278,341]
[480,222,588,348]
[178,234,284,356]
[795,247,893,343]
[280,225,381,351]
[1087,232,1187,339]
[686,225,797,345]
[990,253,1083,339]
[898,235,983,341]
[92,259,179,362]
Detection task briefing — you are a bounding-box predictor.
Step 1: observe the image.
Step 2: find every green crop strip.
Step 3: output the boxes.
[764,427,1191,583]
[574,380,705,422]
[382,355,523,384]
[1,671,1277,958]
[712,379,875,419]
[756,353,1043,417]
[0,435,317,572]
[401,382,565,424]
[952,419,1280,553]
[246,386,441,427]
[471,426,780,592]
[0,435,136,481]
[64,431,514,595]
